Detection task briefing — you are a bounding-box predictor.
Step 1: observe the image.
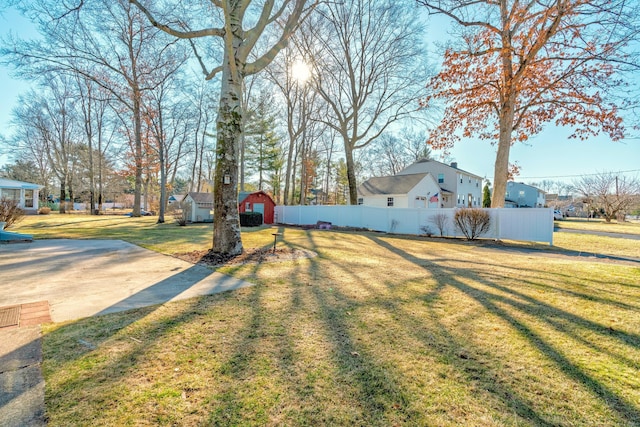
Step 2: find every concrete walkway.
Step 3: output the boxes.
[0,239,255,426]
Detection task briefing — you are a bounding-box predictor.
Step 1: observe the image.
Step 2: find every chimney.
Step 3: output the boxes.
[450,162,458,169]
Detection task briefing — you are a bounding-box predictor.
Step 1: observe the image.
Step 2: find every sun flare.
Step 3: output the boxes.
[291,60,311,83]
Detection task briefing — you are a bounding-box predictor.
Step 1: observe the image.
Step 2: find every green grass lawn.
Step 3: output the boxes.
[11,213,640,426]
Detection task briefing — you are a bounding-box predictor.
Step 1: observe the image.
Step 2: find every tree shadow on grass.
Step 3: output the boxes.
[366,234,640,425]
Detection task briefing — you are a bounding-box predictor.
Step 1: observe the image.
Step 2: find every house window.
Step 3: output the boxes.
[387,197,394,207]
[519,190,525,197]
[1,189,19,201]
[357,198,363,205]
[460,175,463,184]
[24,190,34,208]
[245,202,251,211]
[438,173,444,183]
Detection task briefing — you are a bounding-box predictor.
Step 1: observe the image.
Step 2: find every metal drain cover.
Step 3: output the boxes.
[0,306,21,328]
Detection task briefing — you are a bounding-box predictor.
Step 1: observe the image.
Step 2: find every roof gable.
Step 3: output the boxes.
[397,158,483,180]
[358,173,430,196]
[186,192,213,204]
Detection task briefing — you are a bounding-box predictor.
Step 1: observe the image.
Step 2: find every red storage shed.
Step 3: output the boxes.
[238,191,276,224]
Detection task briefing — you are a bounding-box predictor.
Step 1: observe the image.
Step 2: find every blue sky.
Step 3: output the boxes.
[1,5,638,186]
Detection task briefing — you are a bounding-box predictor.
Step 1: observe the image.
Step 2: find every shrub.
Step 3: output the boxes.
[429,213,450,236]
[38,206,52,215]
[454,208,491,240]
[170,200,190,226]
[0,197,25,228]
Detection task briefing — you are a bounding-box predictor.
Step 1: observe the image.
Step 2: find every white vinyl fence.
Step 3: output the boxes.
[275,206,554,245]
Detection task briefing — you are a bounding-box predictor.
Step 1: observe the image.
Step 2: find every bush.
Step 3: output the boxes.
[0,197,25,228]
[454,208,491,240]
[170,200,190,226]
[240,212,263,227]
[38,206,52,215]
[429,213,450,237]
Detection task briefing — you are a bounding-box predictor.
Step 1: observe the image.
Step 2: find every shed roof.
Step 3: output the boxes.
[238,190,275,204]
[358,173,429,196]
[186,192,213,205]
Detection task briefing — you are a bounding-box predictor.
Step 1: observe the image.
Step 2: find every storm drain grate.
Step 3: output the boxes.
[0,306,21,328]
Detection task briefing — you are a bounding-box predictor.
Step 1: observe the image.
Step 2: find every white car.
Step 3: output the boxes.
[553,210,563,220]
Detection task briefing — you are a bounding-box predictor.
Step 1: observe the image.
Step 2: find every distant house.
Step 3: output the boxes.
[505,182,546,208]
[0,178,42,214]
[168,194,185,205]
[238,191,276,224]
[357,159,484,208]
[182,192,213,223]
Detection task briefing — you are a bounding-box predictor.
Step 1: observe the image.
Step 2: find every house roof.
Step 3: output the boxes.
[358,173,429,196]
[398,158,483,180]
[186,192,213,205]
[0,178,43,190]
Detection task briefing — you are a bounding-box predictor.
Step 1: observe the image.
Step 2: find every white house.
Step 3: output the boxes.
[505,182,546,208]
[0,178,42,213]
[182,192,213,223]
[357,173,441,208]
[358,159,484,208]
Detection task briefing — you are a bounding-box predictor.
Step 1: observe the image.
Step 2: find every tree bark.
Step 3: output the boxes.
[212,45,243,255]
[344,142,357,205]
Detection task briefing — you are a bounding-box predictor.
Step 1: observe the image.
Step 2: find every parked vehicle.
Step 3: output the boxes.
[553,210,563,220]
[124,210,154,217]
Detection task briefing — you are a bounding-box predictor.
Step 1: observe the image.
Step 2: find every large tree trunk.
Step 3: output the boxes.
[283,109,296,205]
[491,30,516,209]
[212,53,243,255]
[344,142,358,205]
[133,91,143,217]
[59,175,66,214]
[158,145,167,224]
[491,95,516,208]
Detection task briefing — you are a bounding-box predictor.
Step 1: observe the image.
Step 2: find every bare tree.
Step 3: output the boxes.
[304,0,430,204]
[12,79,79,213]
[573,172,640,222]
[264,44,324,205]
[130,0,317,255]
[366,129,432,177]
[3,0,185,217]
[418,0,638,208]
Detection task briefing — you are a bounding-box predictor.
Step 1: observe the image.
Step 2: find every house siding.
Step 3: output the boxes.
[360,175,440,208]
[396,160,482,208]
[505,182,546,208]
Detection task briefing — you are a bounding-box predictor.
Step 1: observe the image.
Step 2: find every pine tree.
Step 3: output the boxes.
[482,183,492,208]
[245,93,284,193]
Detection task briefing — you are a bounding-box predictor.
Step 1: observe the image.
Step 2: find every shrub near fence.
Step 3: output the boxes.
[275,205,554,245]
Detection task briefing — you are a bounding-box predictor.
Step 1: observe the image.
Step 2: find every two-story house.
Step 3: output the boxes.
[505,182,546,208]
[357,159,484,208]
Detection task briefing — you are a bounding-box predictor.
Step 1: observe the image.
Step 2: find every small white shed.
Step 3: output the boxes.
[182,192,213,222]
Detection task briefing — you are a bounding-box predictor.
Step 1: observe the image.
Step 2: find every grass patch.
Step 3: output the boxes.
[16,214,640,425]
[556,218,640,235]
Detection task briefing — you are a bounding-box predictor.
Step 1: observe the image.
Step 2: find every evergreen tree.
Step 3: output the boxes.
[244,93,284,192]
[482,182,492,208]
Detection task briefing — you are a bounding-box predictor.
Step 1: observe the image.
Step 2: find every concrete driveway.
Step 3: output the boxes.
[0,239,254,323]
